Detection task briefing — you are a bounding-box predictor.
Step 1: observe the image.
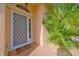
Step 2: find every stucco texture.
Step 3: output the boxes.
[0,4,5,56]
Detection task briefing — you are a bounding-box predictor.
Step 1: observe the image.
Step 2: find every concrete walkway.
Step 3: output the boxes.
[29,44,58,56]
[17,42,79,56]
[18,43,59,56]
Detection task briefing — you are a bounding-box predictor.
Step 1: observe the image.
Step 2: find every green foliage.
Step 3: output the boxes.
[43,4,79,47]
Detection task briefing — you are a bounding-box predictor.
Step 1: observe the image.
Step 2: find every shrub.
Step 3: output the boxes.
[43,4,79,47]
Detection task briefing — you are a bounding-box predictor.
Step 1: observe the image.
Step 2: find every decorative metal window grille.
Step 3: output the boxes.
[10,11,32,51]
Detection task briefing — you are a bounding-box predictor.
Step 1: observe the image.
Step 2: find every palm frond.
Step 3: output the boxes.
[43,3,79,47]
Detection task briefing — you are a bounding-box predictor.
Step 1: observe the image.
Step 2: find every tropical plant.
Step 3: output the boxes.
[43,4,79,47]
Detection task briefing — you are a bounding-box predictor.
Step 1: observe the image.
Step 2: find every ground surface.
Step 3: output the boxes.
[17,42,79,56]
[18,43,58,56]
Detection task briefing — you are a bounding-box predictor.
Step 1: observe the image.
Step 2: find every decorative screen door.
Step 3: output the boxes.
[9,10,32,51]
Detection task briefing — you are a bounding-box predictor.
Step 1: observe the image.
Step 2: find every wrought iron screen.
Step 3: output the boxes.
[10,11,32,51]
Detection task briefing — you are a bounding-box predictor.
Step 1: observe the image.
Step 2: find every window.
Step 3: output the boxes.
[9,11,32,51]
[29,19,31,39]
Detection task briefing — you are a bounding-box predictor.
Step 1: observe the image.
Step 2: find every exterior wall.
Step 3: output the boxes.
[29,4,44,45]
[5,4,12,55]
[0,4,5,56]
[43,26,48,46]
[0,3,44,55]
[5,4,32,55]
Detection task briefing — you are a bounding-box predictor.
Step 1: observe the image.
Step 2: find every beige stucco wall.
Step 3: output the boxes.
[0,4,5,56]
[29,4,44,45]
[0,3,44,55]
[43,26,48,46]
[5,4,32,55]
[5,4,44,46]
